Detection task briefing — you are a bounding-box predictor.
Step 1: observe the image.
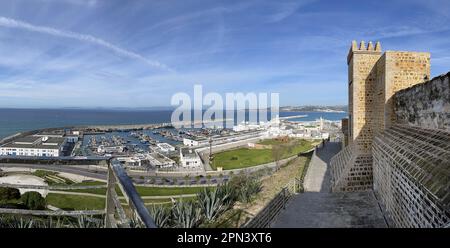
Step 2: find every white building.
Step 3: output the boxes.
[0,136,67,157]
[156,143,175,152]
[117,156,142,167]
[183,137,208,147]
[65,135,79,143]
[180,148,202,168]
[147,152,175,168]
[97,145,124,154]
[232,122,261,132]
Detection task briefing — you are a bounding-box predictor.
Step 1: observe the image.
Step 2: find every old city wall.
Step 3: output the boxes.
[394,72,450,131]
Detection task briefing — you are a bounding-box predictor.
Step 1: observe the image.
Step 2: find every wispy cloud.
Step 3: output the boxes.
[31,0,99,7]
[366,26,450,39]
[266,0,316,23]
[0,16,174,71]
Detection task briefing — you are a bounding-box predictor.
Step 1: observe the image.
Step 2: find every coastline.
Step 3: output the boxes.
[0,109,348,140]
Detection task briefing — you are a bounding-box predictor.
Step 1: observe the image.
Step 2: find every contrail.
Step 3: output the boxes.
[0,16,173,72]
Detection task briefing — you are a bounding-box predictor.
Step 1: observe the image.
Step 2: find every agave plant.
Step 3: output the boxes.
[236,176,262,203]
[0,214,105,228]
[127,212,145,228]
[217,182,236,204]
[71,215,104,228]
[0,215,34,228]
[148,205,171,228]
[197,187,229,222]
[171,201,201,228]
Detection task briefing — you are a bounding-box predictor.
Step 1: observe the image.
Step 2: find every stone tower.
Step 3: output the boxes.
[332,41,430,192]
[347,40,382,153]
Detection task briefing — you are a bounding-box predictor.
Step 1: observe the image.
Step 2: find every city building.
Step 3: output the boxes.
[117,156,143,167]
[97,145,124,154]
[0,135,67,157]
[147,152,175,168]
[156,143,175,153]
[233,122,261,132]
[179,148,202,168]
[183,137,208,147]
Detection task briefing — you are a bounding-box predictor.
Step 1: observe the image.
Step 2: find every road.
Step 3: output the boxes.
[0,163,229,186]
[0,163,106,180]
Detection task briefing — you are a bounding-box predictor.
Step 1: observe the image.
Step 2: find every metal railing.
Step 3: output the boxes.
[0,208,104,216]
[330,144,355,191]
[243,178,302,228]
[104,159,157,228]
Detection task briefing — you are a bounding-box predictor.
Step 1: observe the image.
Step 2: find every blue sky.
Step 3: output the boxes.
[0,0,449,108]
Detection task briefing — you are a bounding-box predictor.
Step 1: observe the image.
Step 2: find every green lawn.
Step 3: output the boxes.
[212,148,273,170]
[45,188,205,211]
[52,180,106,187]
[137,186,210,196]
[142,196,197,204]
[32,170,75,185]
[63,186,211,197]
[46,193,105,210]
[65,187,109,195]
[211,138,315,170]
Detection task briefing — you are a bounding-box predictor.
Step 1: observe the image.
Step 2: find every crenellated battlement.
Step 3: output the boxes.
[347,40,382,64]
[350,40,382,52]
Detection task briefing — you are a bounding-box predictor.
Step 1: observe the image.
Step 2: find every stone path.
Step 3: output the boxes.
[271,191,387,228]
[271,141,387,228]
[303,142,341,192]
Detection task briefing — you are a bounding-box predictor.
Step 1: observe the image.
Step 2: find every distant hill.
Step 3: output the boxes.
[280,105,348,113]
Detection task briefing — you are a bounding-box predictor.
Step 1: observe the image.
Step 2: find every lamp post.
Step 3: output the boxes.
[208,137,213,164]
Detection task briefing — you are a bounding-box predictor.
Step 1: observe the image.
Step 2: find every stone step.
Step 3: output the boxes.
[271,191,387,228]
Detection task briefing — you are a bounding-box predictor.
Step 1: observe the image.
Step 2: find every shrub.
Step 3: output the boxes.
[171,201,201,228]
[0,187,21,201]
[20,191,46,210]
[227,175,262,203]
[197,187,230,222]
[149,205,171,228]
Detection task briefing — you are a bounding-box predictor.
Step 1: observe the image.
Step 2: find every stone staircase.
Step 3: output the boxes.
[270,141,387,228]
[271,191,387,228]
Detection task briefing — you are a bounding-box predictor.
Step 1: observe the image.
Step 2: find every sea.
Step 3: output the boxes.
[0,108,348,139]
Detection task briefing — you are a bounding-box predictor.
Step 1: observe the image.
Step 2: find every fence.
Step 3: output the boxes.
[243,177,303,228]
[104,159,156,228]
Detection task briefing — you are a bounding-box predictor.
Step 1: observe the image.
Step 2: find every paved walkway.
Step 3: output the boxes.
[271,191,387,228]
[303,142,341,192]
[271,141,387,228]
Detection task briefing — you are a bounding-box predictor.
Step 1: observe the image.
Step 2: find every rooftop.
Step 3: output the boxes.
[180,148,198,158]
[1,135,66,149]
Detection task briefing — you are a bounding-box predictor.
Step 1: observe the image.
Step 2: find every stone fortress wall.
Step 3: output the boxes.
[394,72,450,131]
[373,73,449,227]
[332,41,431,192]
[331,41,449,227]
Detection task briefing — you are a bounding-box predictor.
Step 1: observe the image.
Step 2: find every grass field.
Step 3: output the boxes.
[49,185,210,210]
[63,186,211,197]
[212,148,273,170]
[211,138,315,170]
[46,194,105,210]
[32,170,75,185]
[135,186,210,196]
